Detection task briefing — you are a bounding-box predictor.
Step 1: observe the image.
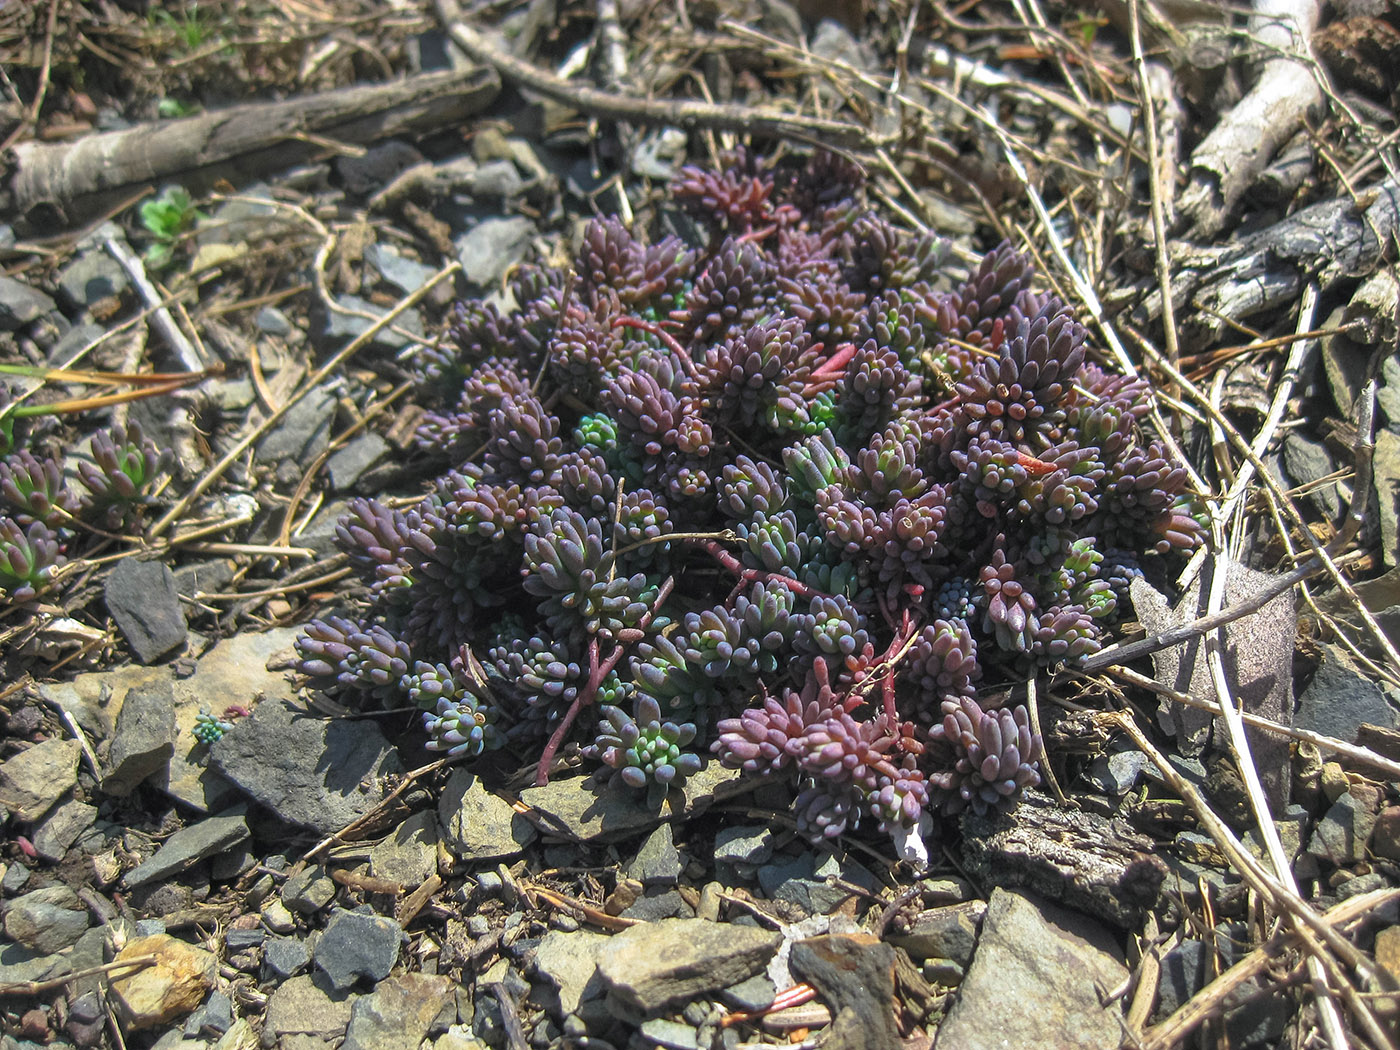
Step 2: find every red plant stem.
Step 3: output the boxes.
[689,538,828,600]
[611,316,700,379]
[534,575,676,785]
[809,341,858,378]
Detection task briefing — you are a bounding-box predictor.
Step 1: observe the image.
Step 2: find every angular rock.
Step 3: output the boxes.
[887,900,986,967]
[789,934,901,1050]
[105,560,188,664]
[757,851,878,915]
[102,676,178,797]
[256,384,337,464]
[597,918,781,1015]
[211,699,403,835]
[1154,939,1208,1019]
[532,929,609,1017]
[1373,805,1400,862]
[438,770,537,861]
[369,809,439,886]
[341,972,455,1050]
[0,737,81,822]
[455,217,534,287]
[932,889,1127,1050]
[0,275,55,330]
[323,295,423,351]
[327,434,390,493]
[262,973,355,1045]
[264,936,311,980]
[282,866,337,914]
[314,909,403,991]
[109,934,216,1031]
[1308,792,1379,866]
[32,796,97,862]
[1283,432,1341,519]
[516,762,741,843]
[365,244,437,296]
[1296,643,1398,741]
[639,1019,701,1050]
[627,824,681,887]
[620,888,692,922]
[3,885,89,953]
[713,825,775,867]
[57,250,129,311]
[125,810,249,888]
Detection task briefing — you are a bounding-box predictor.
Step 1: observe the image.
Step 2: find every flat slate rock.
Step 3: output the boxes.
[1296,643,1398,742]
[124,809,249,888]
[105,559,188,664]
[341,972,455,1050]
[438,770,538,861]
[211,699,404,835]
[597,918,781,1015]
[933,888,1127,1050]
[0,274,55,330]
[102,676,177,797]
[0,737,81,822]
[517,761,744,843]
[314,909,404,991]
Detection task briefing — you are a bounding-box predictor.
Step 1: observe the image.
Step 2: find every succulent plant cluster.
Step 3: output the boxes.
[295,148,1204,856]
[0,422,174,601]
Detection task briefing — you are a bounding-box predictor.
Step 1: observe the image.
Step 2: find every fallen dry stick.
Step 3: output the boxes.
[4,68,499,232]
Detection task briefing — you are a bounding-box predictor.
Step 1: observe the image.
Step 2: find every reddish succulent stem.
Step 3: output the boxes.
[611,316,700,380]
[689,538,828,600]
[534,576,676,786]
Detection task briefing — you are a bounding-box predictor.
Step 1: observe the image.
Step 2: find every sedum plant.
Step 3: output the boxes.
[294,148,1205,860]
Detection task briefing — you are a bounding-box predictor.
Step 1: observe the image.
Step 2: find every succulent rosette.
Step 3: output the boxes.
[292,148,1205,859]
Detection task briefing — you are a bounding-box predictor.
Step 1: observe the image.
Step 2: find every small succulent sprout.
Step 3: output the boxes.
[76,422,174,530]
[192,710,236,746]
[422,692,501,758]
[585,694,703,791]
[0,517,64,600]
[930,696,1044,815]
[0,450,78,529]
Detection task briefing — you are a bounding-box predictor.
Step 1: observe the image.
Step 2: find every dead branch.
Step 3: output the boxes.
[1177,0,1324,238]
[4,68,499,232]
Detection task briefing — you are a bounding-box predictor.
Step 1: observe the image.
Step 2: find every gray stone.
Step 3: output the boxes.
[0,737,81,822]
[932,889,1127,1050]
[342,972,455,1050]
[0,940,71,987]
[210,843,255,881]
[620,889,692,922]
[125,810,249,888]
[466,159,527,199]
[719,973,776,1011]
[336,141,423,197]
[256,384,337,465]
[1155,939,1207,1018]
[57,251,129,311]
[323,295,423,351]
[757,851,878,915]
[887,900,987,967]
[265,936,311,980]
[282,866,337,914]
[369,810,439,886]
[32,797,97,863]
[438,770,538,861]
[184,989,234,1036]
[713,826,774,867]
[1337,871,1390,899]
[1084,749,1148,796]
[365,244,438,296]
[3,885,89,954]
[627,824,681,887]
[0,275,55,330]
[255,306,293,337]
[639,1019,700,1050]
[102,676,178,796]
[105,560,187,665]
[455,217,534,288]
[1376,428,1400,566]
[517,762,740,843]
[597,919,781,1015]
[261,900,297,934]
[532,929,609,1017]
[211,699,404,835]
[1283,432,1341,519]
[262,974,355,1045]
[314,909,403,991]
[1296,643,1397,742]
[327,434,390,493]
[3,862,31,894]
[225,929,264,952]
[1308,792,1379,866]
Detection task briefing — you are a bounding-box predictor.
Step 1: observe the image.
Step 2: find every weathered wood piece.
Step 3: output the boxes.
[1135,178,1400,350]
[959,790,1169,928]
[5,68,499,232]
